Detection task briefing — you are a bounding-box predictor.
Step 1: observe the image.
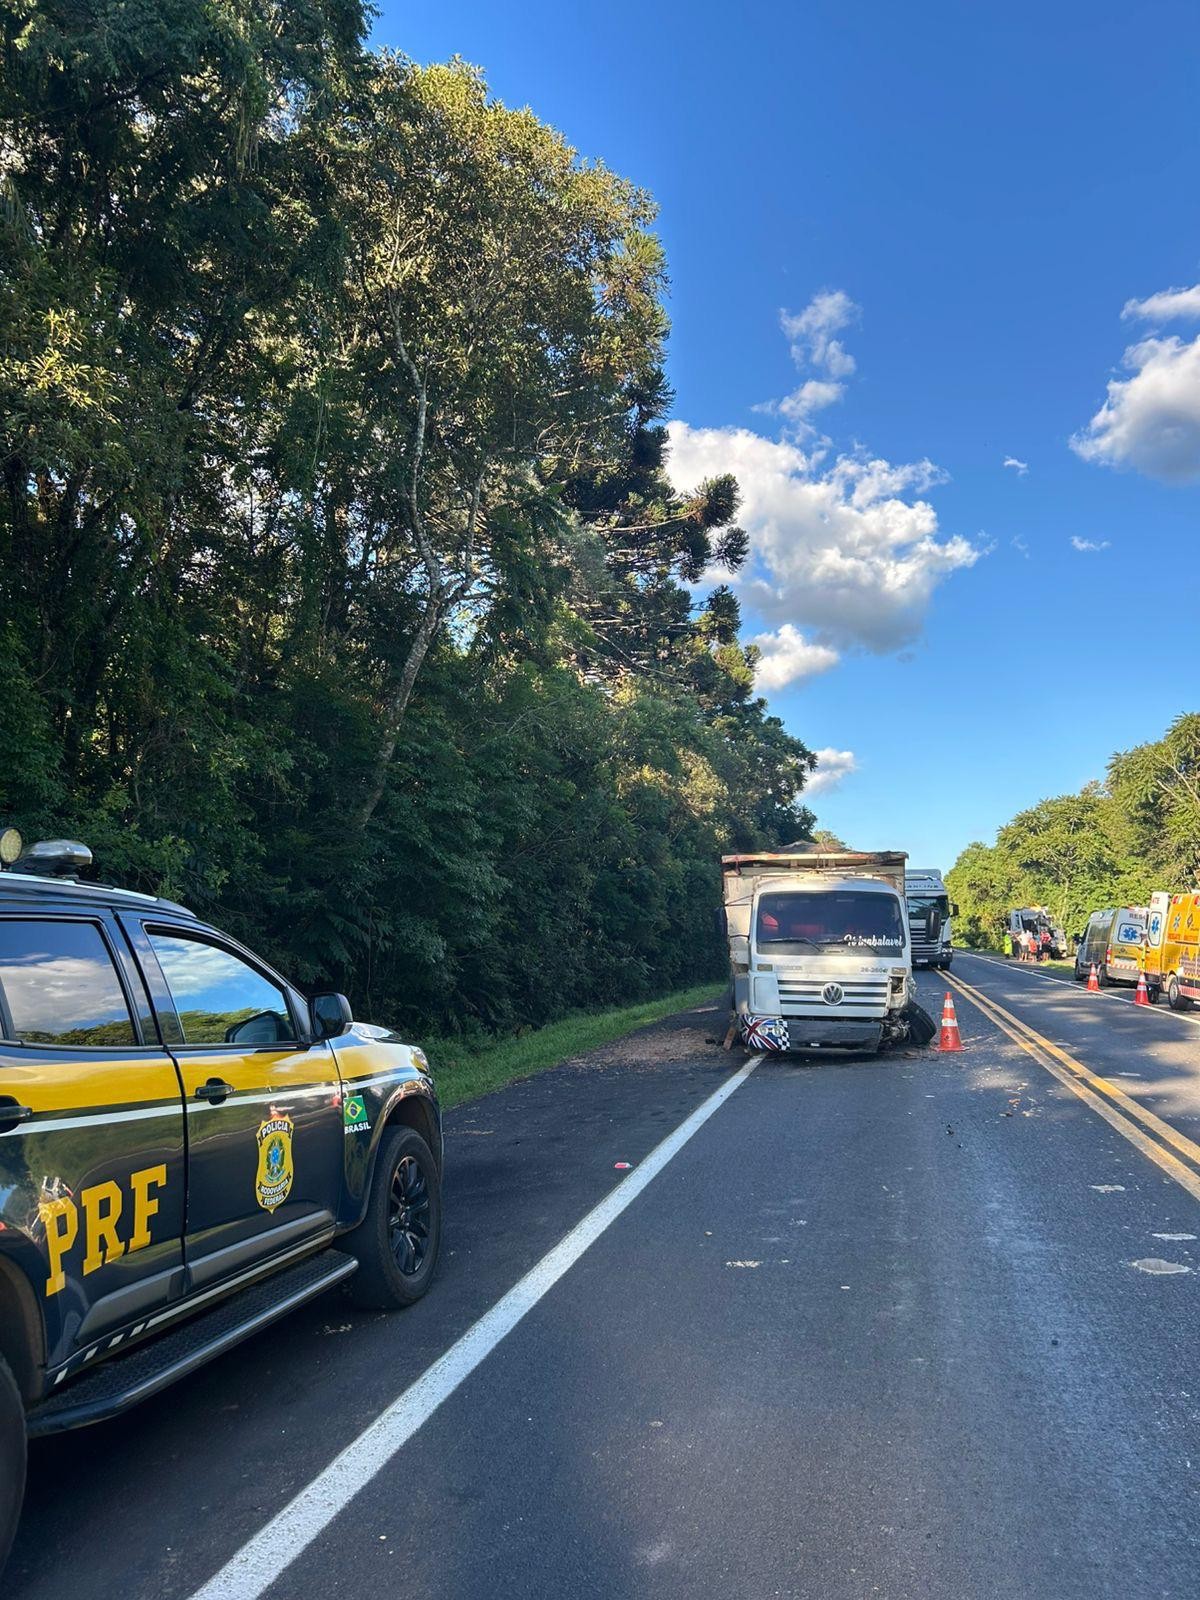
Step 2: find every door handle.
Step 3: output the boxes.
[0,1099,33,1132]
[194,1078,235,1104]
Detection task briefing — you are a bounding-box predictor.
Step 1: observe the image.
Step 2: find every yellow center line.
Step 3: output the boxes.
[941,967,1200,1208]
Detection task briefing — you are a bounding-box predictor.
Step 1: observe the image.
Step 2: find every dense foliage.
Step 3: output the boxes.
[0,1,816,1034]
[947,714,1200,948]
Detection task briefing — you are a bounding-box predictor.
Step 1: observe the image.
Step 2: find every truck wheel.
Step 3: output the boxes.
[904,1001,938,1049]
[1168,976,1192,1012]
[0,1356,25,1576]
[344,1127,442,1310]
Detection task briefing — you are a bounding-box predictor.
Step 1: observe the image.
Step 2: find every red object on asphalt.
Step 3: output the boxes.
[1135,971,1150,1006]
[938,993,963,1052]
[1087,963,1101,992]
[614,1161,632,1170]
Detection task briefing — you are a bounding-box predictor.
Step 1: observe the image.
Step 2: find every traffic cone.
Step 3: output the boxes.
[1087,963,1100,992]
[938,992,963,1052]
[1135,970,1150,1006]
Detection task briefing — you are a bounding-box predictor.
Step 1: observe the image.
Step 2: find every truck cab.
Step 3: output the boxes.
[723,850,914,1053]
[1007,907,1067,960]
[905,869,956,969]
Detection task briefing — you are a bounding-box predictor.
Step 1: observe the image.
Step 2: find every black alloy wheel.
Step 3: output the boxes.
[389,1154,432,1276]
[345,1125,442,1310]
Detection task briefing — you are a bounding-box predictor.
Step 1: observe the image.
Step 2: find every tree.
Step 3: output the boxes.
[0,21,822,1040]
[316,59,677,828]
[947,712,1200,948]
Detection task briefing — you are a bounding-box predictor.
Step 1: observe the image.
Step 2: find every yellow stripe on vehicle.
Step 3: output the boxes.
[0,1057,181,1113]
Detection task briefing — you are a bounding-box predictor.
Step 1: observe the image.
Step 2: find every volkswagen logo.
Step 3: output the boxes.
[822,982,844,1006]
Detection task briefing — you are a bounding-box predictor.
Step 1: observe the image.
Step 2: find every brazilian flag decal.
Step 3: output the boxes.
[343,1093,369,1133]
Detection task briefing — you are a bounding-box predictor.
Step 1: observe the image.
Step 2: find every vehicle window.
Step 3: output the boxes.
[756,890,905,953]
[0,919,136,1047]
[908,895,949,918]
[147,931,294,1046]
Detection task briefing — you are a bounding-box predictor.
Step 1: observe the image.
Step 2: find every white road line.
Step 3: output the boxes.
[957,952,1200,1029]
[187,1056,760,1600]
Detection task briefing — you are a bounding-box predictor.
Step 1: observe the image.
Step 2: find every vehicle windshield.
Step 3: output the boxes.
[908,894,949,918]
[755,890,905,953]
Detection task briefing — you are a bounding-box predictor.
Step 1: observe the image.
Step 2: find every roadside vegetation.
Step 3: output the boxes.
[429,984,721,1108]
[948,714,1200,948]
[0,4,816,1040]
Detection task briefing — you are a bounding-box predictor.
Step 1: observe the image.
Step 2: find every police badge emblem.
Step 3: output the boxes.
[255,1115,295,1212]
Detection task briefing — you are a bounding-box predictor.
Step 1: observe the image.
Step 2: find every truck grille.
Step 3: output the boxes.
[777,977,889,1017]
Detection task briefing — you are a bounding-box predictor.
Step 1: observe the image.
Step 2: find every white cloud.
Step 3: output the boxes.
[806,748,858,795]
[778,379,845,420]
[781,290,859,378]
[1011,535,1030,558]
[1070,536,1110,552]
[750,623,839,690]
[1072,333,1200,482]
[668,422,979,652]
[1003,456,1029,475]
[1121,285,1200,323]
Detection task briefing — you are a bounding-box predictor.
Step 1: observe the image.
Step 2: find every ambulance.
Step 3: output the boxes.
[1143,889,1200,1011]
[1074,904,1150,991]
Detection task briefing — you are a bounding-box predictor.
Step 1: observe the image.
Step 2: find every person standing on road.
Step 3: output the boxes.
[1039,929,1052,962]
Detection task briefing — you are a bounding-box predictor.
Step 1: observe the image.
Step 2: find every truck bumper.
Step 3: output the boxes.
[740,1013,884,1052]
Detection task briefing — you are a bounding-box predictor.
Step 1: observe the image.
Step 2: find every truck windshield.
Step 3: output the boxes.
[755,891,905,953]
[908,895,949,918]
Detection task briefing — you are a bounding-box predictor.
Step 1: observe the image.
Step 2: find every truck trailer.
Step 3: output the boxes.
[722,847,923,1054]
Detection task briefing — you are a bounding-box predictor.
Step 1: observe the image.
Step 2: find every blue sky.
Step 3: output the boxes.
[382,0,1200,870]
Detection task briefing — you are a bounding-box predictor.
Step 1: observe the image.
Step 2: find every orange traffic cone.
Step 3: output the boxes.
[1135,970,1150,1006]
[938,992,963,1052]
[1087,963,1100,992]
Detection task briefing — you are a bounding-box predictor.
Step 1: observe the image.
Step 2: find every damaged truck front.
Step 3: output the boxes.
[722,848,927,1054]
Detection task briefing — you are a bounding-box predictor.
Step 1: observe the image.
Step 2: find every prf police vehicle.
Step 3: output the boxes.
[0,833,442,1571]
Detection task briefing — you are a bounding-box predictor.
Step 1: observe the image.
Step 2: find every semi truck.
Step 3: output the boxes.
[721,847,922,1054]
[905,868,956,969]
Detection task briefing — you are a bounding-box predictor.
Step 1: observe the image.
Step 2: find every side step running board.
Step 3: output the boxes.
[29,1250,357,1436]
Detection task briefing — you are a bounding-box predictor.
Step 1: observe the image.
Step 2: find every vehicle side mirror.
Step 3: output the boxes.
[950,902,960,918]
[311,992,353,1040]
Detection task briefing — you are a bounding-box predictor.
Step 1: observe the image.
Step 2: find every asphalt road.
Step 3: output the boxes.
[9,957,1200,1600]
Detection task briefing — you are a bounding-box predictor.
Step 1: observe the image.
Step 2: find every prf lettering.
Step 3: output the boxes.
[39,1165,167,1297]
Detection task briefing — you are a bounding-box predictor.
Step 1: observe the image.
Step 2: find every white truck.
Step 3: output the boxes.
[1005,907,1068,959]
[721,847,920,1053]
[905,868,956,969]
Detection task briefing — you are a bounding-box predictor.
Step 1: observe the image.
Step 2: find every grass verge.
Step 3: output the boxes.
[428,983,722,1110]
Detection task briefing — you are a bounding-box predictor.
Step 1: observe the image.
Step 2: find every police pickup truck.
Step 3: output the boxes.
[0,833,442,1572]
